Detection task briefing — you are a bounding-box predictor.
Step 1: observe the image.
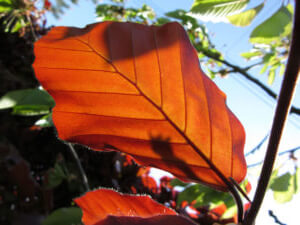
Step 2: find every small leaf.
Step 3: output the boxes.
[227,3,264,27]
[75,189,196,225]
[270,172,294,203]
[41,207,82,225]
[267,68,276,85]
[46,162,67,189]
[189,0,249,22]
[0,89,55,115]
[250,5,293,44]
[278,63,285,76]
[240,50,262,60]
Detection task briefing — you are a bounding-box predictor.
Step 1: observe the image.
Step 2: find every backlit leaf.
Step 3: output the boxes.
[75,189,195,225]
[227,3,264,27]
[189,0,249,22]
[33,21,246,190]
[250,5,293,44]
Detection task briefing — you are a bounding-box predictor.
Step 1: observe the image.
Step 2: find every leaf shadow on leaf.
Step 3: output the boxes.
[150,135,198,182]
[50,21,178,62]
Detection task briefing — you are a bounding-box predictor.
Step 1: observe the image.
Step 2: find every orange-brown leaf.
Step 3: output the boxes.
[75,189,195,225]
[33,21,246,190]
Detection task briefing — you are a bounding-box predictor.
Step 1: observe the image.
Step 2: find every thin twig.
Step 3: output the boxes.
[67,143,90,191]
[247,146,300,168]
[268,210,286,225]
[243,1,300,224]
[245,133,269,157]
[200,50,300,116]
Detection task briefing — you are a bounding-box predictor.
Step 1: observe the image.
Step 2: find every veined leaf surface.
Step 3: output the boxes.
[33,21,246,190]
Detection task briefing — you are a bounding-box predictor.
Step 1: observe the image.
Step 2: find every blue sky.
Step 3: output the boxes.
[46,0,300,224]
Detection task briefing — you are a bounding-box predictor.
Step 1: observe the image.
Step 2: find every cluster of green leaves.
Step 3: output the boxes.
[189,0,293,84]
[0,0,33,33]
[171,178,250,219]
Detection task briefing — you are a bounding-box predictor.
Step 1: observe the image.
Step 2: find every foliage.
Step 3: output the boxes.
[0,0,298,225]
[269,167,300,204]
[189,0,249,22]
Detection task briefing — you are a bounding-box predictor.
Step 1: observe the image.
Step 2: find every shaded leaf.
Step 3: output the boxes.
[75,189,195,225]
[250,5,293,44]
[0,88,55,115]
[170,178,189,187]
[46,162,67,189]
[33,21,246,190]
[227,3,264,27]
[189,0,249,22]
[41,207,82,225]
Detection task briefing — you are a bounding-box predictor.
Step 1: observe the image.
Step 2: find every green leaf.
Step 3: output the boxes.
[42,207,82,225]
[189,0,249,22]
[268,68,276,84]
[240,50,262,60]
[35,113,54,127]
[295,167,300,194]
[170,178,189,187]
[177,184,232,208]
[270,172,294,203]
[46,162,67,189]
[0,0,13,13]
[166,10,198,28]
[250,5,293,44]
[227,3,264,27]
[0,89,55,115]
[278,63,285,76]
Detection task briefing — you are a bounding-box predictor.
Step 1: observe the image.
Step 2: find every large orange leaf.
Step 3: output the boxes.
[33,21,246,190]
[75,189,195,225]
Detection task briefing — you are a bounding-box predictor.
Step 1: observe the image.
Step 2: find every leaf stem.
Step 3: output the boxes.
[243,1,300,224]
[67,143,90,192]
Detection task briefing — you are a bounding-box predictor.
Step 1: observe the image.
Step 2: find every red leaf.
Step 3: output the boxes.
[33,21,246,190]
[75,189,195,225]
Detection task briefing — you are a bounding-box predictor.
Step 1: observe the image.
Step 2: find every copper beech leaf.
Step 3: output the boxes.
[74,189,196,225]
[33,21,246,190]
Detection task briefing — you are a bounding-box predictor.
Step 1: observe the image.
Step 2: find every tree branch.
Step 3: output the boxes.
[200,50,300,116]
[243,1,300,224]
